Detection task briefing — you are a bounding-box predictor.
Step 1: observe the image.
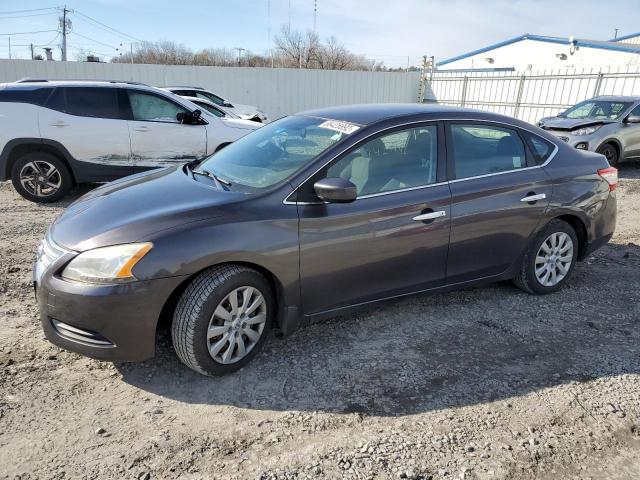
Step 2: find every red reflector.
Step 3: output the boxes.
[598,167,618,191]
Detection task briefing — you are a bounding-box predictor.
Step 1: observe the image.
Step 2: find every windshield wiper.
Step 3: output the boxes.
[191,168,232,190]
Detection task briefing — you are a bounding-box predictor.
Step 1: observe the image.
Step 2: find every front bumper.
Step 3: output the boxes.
[546,131,593,151]
[34,241,187,362]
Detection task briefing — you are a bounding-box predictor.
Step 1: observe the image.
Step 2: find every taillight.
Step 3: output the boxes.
[598,167,618,191]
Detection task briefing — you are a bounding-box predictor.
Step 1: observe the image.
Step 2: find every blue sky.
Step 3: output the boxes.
[0,0,638,68]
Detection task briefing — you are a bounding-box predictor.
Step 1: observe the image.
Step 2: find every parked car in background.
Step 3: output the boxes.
[163,86,268,123]
[34,104,617,376]
[538,95,640,165]
[181,95,265,129]
[0,80,260,202]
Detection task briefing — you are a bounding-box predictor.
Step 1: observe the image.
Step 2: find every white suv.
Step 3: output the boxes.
[0,80,261,202]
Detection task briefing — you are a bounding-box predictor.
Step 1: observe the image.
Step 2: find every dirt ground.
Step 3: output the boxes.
[1,166,639,480]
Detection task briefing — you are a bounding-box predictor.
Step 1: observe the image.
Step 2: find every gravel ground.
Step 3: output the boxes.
[1,166,639,480]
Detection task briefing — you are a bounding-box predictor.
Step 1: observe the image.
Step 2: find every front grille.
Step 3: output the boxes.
[36,234,68,271]
[51,319,114,347]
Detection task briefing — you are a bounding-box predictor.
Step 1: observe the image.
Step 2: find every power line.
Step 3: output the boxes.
[0,12,59,20]
[70,31,119,50]
[0,29,58,36]
[0,7,59,15]
[73,9,141,42]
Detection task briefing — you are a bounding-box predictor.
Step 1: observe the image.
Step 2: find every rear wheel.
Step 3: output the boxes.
[597,143,619,167]
[172,265,274,376]
[10,152,72,203]
[513,219,579,294]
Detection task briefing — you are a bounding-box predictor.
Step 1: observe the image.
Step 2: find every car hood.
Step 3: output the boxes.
[50,166,244,251]
[229,103,260,116]
[221,117,262,130]
[539,116,616,131]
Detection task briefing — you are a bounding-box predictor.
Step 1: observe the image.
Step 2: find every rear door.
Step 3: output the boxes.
[445,121,553,284]
[296,123,451,315]
[38,86,133,180]
[125,89,207,170]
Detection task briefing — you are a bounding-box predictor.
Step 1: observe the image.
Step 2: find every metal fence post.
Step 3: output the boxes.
[593,72,604,96]
[460,75,469,107]
[513,74,526,119]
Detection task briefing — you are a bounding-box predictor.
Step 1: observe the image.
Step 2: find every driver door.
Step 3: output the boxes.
[125,89,207,170]
[297,123,451,315]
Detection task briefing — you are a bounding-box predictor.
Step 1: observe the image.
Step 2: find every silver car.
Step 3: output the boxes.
[538,95,640,166]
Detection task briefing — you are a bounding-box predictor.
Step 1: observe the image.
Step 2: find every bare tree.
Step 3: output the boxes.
[111,30,390,71]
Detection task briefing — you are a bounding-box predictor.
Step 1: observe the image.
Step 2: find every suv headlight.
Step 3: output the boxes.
[572,125,601,136]
[61,243,152,284]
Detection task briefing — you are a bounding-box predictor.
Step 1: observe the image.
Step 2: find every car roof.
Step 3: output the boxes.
[0,79,160,92]
[163,86,205,90]
[592,95,640,102]
[298,103,522,126]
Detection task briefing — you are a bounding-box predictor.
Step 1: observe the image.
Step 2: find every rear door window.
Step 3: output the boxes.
[448,123,527,179]
[64,87,121,119]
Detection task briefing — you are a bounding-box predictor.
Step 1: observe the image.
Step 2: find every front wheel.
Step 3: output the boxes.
[597,143,619,167]
[513,219,579,294]
[172,265,274,376]
[10,152,72,203]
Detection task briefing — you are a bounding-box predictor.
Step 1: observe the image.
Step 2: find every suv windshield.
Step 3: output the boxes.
[561,100,631,120]
[195,116,353,192]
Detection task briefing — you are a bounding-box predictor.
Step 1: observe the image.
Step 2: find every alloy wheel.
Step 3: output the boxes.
[19,160,62,198]
[206,286,267,364]
[534,232,574,287]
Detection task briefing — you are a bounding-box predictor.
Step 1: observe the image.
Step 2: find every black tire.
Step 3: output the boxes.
[513,219,579,295]
[172,265,274,376]
[10,151,73,203]
[596,143,619,167]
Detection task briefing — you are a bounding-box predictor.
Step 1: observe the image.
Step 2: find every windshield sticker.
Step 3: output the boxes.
[318,120,360,135]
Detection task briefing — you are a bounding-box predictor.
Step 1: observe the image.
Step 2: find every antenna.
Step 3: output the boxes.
[313,0,317,31]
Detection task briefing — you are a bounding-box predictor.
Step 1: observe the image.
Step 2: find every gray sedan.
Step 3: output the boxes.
[538,95,640,165]
[34,104,617,376]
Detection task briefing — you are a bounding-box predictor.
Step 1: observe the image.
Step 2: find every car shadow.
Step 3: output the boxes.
[117,242,640,417]
[617,162,640,180]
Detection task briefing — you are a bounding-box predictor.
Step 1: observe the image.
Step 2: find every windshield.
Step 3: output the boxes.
[196,101,234,118]
[195,90,227,106]
[195,116,354,192]
[561,100,631,120]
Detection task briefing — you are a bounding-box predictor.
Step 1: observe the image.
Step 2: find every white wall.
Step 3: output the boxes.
[0,59,421,119]
[440,39,640,72]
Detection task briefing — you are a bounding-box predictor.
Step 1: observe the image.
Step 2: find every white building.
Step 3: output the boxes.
[437,33,640,72]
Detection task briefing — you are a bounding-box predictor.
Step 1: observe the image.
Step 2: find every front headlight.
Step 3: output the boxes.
[61,243,152,284]
[572,125,601,136]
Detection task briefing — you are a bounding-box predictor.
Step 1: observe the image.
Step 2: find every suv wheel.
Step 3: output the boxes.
[597,143,619,166]
[513,219,579,294]
[172,265,274,376]
[11,152,72,203]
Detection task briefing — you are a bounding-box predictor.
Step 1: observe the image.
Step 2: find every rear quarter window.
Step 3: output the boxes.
[0,88,52,106]
[523,132,555,165]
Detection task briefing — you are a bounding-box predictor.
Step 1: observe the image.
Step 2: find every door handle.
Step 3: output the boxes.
[50,121,68,128]
[520,193,546,203]
[413,210,447,221]
[133,126,150,132]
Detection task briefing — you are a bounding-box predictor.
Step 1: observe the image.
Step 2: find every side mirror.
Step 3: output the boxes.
[177,109,202,124]
[313,178,357,203]
[625,115,640,124]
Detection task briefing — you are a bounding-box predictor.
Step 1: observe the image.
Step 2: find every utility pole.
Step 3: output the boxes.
[8,37,10,59]
[60,6,71,61]
[614,28,619,39]
[30,43,34,60]
[234,47,245,66]
[130,43,134,64]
